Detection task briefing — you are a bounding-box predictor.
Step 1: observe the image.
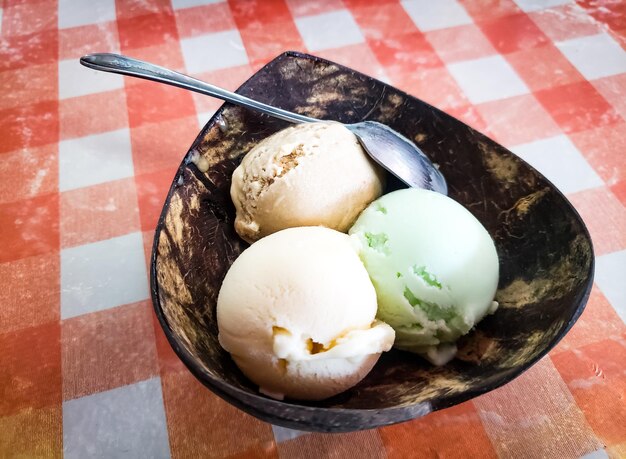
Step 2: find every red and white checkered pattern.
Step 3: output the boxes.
[1,0,625,457]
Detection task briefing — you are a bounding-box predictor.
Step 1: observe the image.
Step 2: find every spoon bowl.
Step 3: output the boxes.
[80,53,447,194]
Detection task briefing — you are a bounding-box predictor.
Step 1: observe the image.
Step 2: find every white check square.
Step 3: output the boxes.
[181,30,249,74]
[59,58,124,100]
[272,425,309,443]
[295,10,364,52]
[63,378,170,458]
[58,0,116,29]
[595,249,626,324]
[197,110,217,129]
[556,33,626,80]
[401,0,472,31]
[511,135,603,195]
[59,129,134,192]
[513,0,572,12]
[60,232,149,319]
[448,55,530,104]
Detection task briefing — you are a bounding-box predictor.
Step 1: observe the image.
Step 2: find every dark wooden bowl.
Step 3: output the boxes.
[150,51,593,433]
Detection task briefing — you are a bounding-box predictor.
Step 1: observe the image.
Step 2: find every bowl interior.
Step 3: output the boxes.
[150,51,593,432]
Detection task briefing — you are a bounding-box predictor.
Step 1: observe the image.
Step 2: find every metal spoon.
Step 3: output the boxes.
[80,53,447,194]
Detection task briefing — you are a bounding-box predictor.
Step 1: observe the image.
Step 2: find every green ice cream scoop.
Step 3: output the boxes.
[349,188,499,365]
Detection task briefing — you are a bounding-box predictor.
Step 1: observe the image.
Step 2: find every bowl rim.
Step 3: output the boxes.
[149,50,595,431]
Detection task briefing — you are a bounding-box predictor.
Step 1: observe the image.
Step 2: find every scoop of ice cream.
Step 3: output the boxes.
[230,122,385,243]
[217,226,395,401]
[349,189,499,366]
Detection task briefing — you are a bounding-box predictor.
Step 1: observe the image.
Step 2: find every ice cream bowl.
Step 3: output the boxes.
[151,51,593,432]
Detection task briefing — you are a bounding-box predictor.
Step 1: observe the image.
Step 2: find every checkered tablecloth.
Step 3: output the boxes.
[1,0,625,457]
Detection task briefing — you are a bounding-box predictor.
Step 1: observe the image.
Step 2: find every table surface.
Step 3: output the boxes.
[1,0,625,457]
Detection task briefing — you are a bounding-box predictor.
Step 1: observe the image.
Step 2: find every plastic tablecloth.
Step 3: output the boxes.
[1,0,625,457]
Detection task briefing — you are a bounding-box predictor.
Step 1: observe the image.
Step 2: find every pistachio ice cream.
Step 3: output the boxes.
[349,189,499,365]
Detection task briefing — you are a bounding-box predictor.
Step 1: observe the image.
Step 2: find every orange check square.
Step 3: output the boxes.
[379,402,497,459]
[569,121,626,185]
[278,431,385,458]
[425,24,497,64]
[142,230,153,273]
[609,443,626,459]
[191,96,223,118]
[577,0,626,32]
[343,0,396,8]
[150,302,186,375]
[61,301,159,400]
[592,73,626,121]
[228,445,278,459]
[458,0,521,22]
[387,65,469,111]
[0,193,60,264]
[611,180,626,209]
[60,177,141,248]
[135,168,176,231]
[3,0,52,6]
[230,0,292,29]
[552,339,626,446]
[554,339,626,393]
[612,29,626,48]
[59,21,120,60]
[528,4,604,42]
[125,79,196,128]
[315,43,385,80]
[0,101,59,154]
[475,93,561,147]
[239,20,305,63]
[118,11,179,51]
[534,81,620,135]
[162,370,276,458]
[123,40,187,73]
[553,285,626,354]
[286,0,344,17]
[474,358,602,458]
[116,0,173,18]
[478,13,550,54]
[0,143,58,204]
[351,2,418,40]
[0,30,58,71]
[0,321,61,416]
[174,2,237,39]
[129,115,199,175]
[0,253,60,334]
[0,405,62,458]
[0,63,57,111]
[445,105,491,136]
[368,31,442,71]
[191,64,253,114]
[568,186,626,256]
[60,89,129,140]
[505,43,585,92]
[1,1,57,37]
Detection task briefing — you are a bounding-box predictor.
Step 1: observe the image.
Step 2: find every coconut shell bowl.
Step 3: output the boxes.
[150,51,593,433]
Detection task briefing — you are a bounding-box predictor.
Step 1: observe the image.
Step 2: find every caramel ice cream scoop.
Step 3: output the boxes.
[230,122,385,243]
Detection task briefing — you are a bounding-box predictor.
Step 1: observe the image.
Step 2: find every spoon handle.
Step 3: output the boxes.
[80,53,318,124]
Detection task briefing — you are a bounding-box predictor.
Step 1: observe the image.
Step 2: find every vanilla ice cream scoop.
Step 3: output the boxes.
[230,122,385,243]
[217,226,395,401]
[350,189,499,366]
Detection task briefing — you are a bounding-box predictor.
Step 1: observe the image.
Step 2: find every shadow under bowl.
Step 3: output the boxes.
[150,51,593,433]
